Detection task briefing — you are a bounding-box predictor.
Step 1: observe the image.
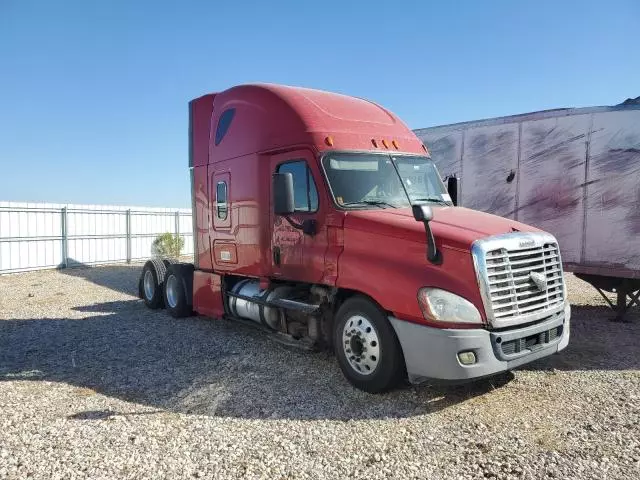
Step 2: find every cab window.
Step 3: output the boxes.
[277,161,318,212]
[215,109,235,145]
[216,181,228,219]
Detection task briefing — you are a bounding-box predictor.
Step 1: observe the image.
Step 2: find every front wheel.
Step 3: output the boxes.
[333,296,405,393]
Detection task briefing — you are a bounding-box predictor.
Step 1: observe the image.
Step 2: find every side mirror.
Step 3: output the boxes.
[273,172,295,215]
[412,203,441,265]
[447,176,458,206]
[412,204,434,223]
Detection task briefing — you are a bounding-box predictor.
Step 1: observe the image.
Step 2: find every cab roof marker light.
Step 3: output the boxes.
[371,139,378,148]
[392,140,399,149]
[325,136,334,147]
[381,139,389,149]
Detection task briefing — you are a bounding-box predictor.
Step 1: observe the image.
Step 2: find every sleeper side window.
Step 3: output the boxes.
[277,160,318,212]
[215,109,235,146]
[216,181,228,219]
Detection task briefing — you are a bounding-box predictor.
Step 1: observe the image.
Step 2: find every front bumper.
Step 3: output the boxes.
[389,302,570,384]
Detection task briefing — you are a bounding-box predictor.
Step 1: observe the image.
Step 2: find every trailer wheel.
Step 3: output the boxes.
[140,259,167,309]
[163,264,194,318]
[333,296,405,393]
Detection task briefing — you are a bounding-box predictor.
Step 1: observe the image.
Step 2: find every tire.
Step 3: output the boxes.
[140,259,167,309]
[162,258,175,270]
[137,274,144,299]
[333,296,405,393]
[163,263,194,318]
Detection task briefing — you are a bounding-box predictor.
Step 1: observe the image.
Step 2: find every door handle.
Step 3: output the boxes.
[273,246,281,265]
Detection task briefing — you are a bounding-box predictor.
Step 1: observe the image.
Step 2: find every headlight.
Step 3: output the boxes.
[417,287,483,324]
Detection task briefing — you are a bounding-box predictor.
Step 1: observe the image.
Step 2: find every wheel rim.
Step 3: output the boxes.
[342,315,381,376]
[143,270,155,300]
[166,274,179,309]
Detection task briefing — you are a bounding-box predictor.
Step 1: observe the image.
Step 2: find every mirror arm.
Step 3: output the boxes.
[283,216,317,236]
[422,221,442,264]
[412,203,441,264]
[284,215,303,230]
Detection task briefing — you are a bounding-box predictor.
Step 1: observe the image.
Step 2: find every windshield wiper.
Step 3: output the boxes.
[340,200,398,209]
[412,197,451,205]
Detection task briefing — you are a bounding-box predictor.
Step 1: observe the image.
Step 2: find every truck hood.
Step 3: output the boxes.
[344,206,541,250]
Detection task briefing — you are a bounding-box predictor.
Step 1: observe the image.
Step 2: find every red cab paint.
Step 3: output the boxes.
[140,83,570,393]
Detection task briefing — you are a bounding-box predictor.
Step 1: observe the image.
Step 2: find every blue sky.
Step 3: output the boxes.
[0,0,637,208]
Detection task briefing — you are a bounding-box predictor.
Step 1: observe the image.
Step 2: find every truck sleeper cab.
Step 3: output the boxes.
[139,84,570,393]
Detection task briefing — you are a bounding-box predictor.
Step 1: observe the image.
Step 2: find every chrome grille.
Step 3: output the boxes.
[485,243,564,320]
[472,232,566,328]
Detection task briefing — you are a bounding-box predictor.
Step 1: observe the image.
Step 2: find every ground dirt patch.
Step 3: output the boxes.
[1,267,639,479]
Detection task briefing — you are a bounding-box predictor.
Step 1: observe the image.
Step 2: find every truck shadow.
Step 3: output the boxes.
[58,260,142,297]
[0,297,514,420]
[1,298,638,420]
[59,258,192,298]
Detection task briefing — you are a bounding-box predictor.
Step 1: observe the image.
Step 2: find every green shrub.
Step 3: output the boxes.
[151,232,184,259]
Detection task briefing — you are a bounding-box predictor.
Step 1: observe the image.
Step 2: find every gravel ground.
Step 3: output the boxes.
[0,265,639,480]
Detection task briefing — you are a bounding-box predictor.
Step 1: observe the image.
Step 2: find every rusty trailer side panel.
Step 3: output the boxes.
[415,104,640,279]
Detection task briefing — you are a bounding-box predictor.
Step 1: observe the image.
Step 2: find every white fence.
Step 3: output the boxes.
[0,202,193,274]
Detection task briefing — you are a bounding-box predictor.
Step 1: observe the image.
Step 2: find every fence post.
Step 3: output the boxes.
[175,210,180,239]
[61,207,68,268]
[126,209,131,263]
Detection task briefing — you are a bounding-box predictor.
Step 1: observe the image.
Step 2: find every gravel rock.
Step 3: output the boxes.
[0,266,639,479]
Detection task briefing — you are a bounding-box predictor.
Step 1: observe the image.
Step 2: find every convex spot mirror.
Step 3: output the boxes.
[412,204,434,223]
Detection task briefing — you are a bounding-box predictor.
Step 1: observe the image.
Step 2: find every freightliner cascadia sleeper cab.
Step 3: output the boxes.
[139,84,571,393]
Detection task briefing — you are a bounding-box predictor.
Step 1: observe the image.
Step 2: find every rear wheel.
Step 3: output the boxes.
[162,258,175,270]
[140,259,167,309]
[333,296,405,393]
[163,264,194,318]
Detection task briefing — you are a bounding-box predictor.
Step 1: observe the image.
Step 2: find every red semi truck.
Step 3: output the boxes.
[139,84,571,393]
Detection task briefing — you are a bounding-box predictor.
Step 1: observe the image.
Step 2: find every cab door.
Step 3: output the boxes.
[270,149,328,284]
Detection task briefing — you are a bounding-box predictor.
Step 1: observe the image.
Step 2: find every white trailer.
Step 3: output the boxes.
[415,100,640,320]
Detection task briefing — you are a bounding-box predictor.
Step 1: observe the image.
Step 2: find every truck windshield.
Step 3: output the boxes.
[322,153,451,209]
